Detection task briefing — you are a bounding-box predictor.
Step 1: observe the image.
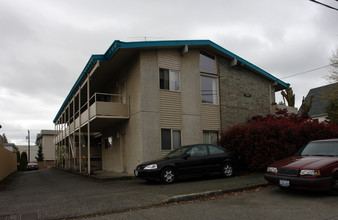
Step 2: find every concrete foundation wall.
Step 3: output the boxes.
[0,147,17,181]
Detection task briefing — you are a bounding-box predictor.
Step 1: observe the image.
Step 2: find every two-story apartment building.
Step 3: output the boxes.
[53,40,289,174]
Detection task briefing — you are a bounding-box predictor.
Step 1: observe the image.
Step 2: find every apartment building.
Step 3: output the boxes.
[53,40,289,174]
[36,130,57,162]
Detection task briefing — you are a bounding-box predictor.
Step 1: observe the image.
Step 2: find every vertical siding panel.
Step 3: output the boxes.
[201,104,220,130]
[158,49,182,156]
[159,91,182,128]
[158,50,180,70]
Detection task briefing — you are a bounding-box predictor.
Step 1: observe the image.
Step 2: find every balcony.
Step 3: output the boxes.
[60,93,129,137]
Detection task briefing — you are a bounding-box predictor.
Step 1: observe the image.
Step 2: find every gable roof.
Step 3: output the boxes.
[53,40,290,123]
[300,83,338,117]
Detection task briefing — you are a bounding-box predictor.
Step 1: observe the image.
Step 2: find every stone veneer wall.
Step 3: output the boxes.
[219,57,275,131]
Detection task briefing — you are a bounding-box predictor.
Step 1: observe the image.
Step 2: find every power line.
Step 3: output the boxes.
[281,64,331,79]
[309,0,338,11]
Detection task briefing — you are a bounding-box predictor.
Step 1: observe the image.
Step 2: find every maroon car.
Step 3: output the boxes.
[264,139,338,194]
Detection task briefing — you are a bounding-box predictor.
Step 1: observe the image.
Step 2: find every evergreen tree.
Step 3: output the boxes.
[35,146,44,162]
[326,99,338,124]
[16,151,20,170]
[20,152,28,171]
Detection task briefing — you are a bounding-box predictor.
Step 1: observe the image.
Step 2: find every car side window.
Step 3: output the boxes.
[188,145,208,157]
[208,145,225,155]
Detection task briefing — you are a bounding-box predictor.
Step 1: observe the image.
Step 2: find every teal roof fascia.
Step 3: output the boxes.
[53,39,289,123]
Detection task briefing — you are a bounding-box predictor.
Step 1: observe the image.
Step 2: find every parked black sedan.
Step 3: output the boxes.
[134,144,234,184]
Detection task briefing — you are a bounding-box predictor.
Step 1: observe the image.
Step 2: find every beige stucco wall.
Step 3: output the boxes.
[101,130,123,172]
[100,47,278,174]
[181,49,202,144]
[0,147,17,181]
[99,55,143,173]
[42,135,56,161]
[139,50,161,164]
[125,53,144,173]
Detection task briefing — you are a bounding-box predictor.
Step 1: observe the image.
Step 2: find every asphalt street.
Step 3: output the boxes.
[0,168,266,219]
[87,187,338,220]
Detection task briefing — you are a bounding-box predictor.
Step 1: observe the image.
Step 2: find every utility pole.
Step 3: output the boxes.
[27,130,30,163]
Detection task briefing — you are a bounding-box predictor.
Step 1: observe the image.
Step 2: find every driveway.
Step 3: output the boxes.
[0,168,266,219]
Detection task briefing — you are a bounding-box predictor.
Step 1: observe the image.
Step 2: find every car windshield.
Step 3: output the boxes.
[165,146,190,158]
[300,141,338,156]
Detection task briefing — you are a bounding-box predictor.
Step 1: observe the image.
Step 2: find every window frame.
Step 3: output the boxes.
[200,75,219,104]
[187,145,208,158]
[208,145,225,155]
[203,131,219,145]
[200,51,217,75]
[199,51,219,105]
[159,68,180,92]
[161,128,181,151]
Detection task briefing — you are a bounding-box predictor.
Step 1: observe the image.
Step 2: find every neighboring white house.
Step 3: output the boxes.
[17,145,38,162]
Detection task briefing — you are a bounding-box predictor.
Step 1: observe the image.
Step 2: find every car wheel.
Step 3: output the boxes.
[329,173,338,196]
[222,163,233,177]
[161,167,176,184]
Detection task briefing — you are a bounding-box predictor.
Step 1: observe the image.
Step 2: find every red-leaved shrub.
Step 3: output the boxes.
[219,109,338,171]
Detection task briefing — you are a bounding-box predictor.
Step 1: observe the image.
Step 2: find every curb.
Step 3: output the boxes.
[163,183,270,204]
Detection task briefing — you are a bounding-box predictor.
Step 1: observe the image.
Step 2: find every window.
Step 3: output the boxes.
[201,76,218,104]
[203,131,218,144]
[187,145,208,157]
[161,129,181,150]
[159,68,179,91]
[161,129,171,150]
[200,51,216,74]
[172,130,181,149]
[208,145,224,155]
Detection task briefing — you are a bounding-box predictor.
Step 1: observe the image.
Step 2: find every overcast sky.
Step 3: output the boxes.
[1,0,337,145]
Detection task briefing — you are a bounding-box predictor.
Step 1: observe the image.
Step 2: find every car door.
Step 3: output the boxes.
[204,145,230,173]
[177,145,209,177]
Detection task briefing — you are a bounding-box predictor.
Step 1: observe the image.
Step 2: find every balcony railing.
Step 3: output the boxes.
[57,93,129,139]
[88,92,129,119]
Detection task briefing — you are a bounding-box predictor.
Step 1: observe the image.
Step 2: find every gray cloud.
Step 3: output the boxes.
[1,0,337,144]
